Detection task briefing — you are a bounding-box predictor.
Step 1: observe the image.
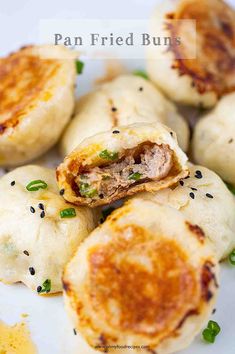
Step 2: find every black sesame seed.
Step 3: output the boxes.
[179,180,184,186]
[189,192,195,199]
[38,203,44,210]
[23,250,29,256]
[29,267,35,275]
[59,189,65,196]
[37,286,42,293]
[206,193,213,199]
[30,206,35,213]
[195,170,202,179]
[10,181,15,186]
[139,87,143,91]
[40,211,45,218]
[191,187,197,191]
[73,328,77,335]
[112,130,120,134]
[111,107,117,112]
[99,194,104,199]
[212,308,216,314]
[228,138,233,144]
[184,176,190,179]
[170,132,174,136]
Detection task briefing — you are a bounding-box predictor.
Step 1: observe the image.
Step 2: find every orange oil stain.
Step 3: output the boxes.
[0,320,37,354]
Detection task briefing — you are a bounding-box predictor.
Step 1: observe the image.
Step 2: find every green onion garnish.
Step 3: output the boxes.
[128,172,142,181]
[208,320,221,336]
[99,149,118,161]
[133,70,148,80]
[202,320,220,343]
[229,249,235,265]
[38,279,51,294]
[26,180,48,192]
[226,183,235,195]
[76,60,84,74]
[79,182,98,198]
[202,328,216,343]
[60,208,76,218]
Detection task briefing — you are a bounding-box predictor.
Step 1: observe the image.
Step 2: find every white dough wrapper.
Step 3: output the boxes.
[0,165,98,294]
[60,75,189,155]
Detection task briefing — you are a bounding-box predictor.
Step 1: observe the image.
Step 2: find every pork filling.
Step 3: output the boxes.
[76,143,173,199]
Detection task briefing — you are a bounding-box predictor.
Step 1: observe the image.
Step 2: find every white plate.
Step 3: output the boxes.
[1,0,235,353]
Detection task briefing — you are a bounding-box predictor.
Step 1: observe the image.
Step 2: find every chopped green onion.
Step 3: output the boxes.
[26,180,48,192]
[226,183,235,195]
[76,60,84,74]
[202,320,220,343]
[208,320,221,336]
[38,279,51,294]
[79,182,98,198]
[99,149,118,161]
[202,328,215,343]
[133,70,148,80]
[128,172,142,181]
[60,208,76,218]
[229,249,235,265]
[102,207,115,221]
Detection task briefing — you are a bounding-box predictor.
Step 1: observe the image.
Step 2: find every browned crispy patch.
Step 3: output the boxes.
[62,279,72,293]
[87,225,201,344]
[166,0,235,96]
[201,261,218,302]
[0,46,61,134]
[108,98,119,126]
[185,221,205,243]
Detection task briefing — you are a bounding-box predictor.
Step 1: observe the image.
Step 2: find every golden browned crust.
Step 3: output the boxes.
[63,222,217,349]
[167,0,235,96]
[87,226,199,339]
[185,221,205,243]
[0,46,61,134]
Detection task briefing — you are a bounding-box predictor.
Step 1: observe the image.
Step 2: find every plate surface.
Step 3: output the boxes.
[0,0,235,353]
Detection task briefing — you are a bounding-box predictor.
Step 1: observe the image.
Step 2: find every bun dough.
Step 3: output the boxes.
[0,165,97,294]
[0,45,76,166]
[63,198,219,354]
[57,122,188,207]
[60,75,189,155]
[193,92,235,185]
[147,0,235,107]
[137,164,235,260]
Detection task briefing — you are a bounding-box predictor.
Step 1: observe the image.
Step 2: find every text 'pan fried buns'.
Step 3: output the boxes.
[193,92,235,186]
[0,45,76,166]
[147,0,235,107]
[0,165,97,294]
[63,199,219,354]
[57,122,188,207]
[60,75,189,155]
[136,164,235,261]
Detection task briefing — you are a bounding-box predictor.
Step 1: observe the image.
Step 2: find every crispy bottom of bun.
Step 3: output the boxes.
[63,199,219,354]
[168,0,235,96]
[57,123,188,207]
[0,44,76,166]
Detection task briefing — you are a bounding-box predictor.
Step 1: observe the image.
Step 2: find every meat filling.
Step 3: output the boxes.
[76,143,173,199]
